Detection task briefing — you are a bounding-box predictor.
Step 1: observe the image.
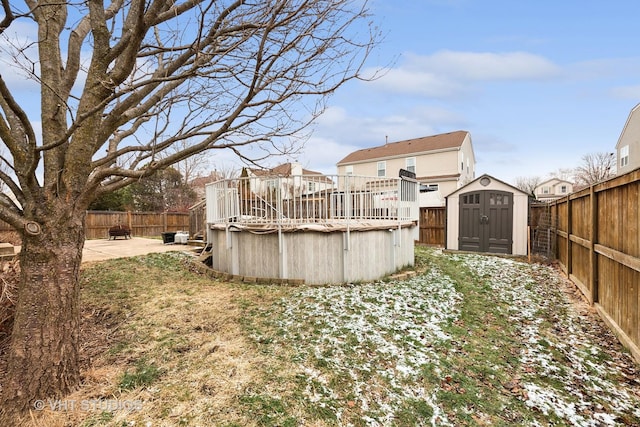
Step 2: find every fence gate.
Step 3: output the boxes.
[459,190,513,254]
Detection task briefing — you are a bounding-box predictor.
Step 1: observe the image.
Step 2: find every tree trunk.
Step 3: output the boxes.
[0,212,86,419]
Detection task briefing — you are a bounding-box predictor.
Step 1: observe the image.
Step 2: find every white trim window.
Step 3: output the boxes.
[406,157,416,174]
[345,165,353,175]
[377,161,386,177]
[620,145,629,167]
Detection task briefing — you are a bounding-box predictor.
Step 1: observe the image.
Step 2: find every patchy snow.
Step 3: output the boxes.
[452,253,640,426]
[274,267,462,426]
[256,249,640,426]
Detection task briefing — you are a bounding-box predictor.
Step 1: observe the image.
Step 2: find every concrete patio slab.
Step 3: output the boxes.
[81,237,193,263]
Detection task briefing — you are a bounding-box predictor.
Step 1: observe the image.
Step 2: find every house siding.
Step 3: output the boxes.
[534,178,573,201]
[337,131,476,207]
[616,103,640,175]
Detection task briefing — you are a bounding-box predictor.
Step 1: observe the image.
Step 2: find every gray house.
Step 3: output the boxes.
[616,103,640,175]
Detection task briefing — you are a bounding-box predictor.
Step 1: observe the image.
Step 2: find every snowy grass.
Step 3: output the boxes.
[27,249,639,427]
[241,247,640,426]
[451,253,640,426]
[271,267,461,425]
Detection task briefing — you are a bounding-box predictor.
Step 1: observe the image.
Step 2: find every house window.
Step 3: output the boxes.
[406,157,416,174]
[377,161,386,177]
[345,165,353,175]
[560,185,567,193]
[541,186,550,195]
[307,181,315,192]
[620,145,629,167]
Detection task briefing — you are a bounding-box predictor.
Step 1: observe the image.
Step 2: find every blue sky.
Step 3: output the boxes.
[3,1,640,185]
[285,0,640,183]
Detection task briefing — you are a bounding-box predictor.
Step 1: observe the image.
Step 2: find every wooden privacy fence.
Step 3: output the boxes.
[418,207,445,245]
[0,211,189,240]
[85,211,189,239]
[549,168,640,363]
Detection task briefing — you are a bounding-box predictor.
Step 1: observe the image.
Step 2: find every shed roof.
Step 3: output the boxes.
[446,174,528,198]
[337,130,468,165]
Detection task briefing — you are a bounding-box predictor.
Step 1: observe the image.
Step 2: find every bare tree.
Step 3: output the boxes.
[0,0,379,418]
[168,140,211,184]
[514,176,542,197]
[547,167,576,182]
[574,152,616,186]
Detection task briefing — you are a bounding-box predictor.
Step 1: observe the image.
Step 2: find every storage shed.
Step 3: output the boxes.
[446,174,529,255]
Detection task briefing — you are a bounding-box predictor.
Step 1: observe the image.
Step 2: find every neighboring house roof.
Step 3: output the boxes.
[536,178,573,188]
[615,102,640,149]
[244,163,334,184]
[247,163,317,176]
[337,130,469,165]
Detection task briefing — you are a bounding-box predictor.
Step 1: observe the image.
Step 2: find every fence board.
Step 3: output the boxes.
[550,167,640,363]
[0,211,189,240]
[418,207,445,245]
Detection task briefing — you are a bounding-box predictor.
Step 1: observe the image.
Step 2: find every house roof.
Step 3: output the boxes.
[536,178,574,188]
[616,102,640,149]
[246,163,323,177]
[244,163,334,183]
[337,130,469,165]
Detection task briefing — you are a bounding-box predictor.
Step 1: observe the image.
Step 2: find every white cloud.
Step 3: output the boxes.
[291,105,474,174]
[368,50,561,98]
[0,21,40,89]
[367,66,468,97]
[610,84,640,99]
[412,50,561,81]
[316,105,467,143]
[296,137,358,175]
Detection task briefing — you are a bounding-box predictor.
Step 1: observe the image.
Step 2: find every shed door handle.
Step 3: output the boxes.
[480,215,489,224]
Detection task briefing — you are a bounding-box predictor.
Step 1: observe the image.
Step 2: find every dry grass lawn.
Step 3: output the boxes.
[11,252,294,427]
[3,248,639,426]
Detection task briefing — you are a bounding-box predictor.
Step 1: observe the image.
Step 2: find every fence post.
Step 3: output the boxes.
[566,196,572,279]
[589,185,598,304]
[163,211,167,232]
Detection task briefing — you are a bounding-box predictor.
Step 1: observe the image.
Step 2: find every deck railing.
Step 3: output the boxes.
[205,174,419,227]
